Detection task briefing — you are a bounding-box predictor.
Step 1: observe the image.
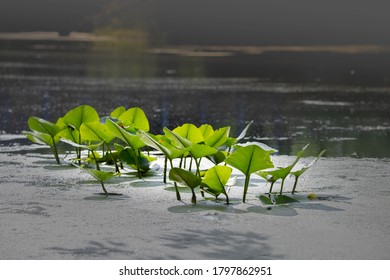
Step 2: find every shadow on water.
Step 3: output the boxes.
[168,200,247,214]
[157,229,282,259]
[246,205,299,216]
[46,240,134,258]
[168,193,349,216]
[43,164,75,170]
[83,193,129,201]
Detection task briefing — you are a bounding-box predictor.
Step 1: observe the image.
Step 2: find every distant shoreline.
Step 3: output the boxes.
[1,32,390,55]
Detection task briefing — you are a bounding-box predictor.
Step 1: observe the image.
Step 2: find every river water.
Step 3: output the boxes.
[1,41,390,158]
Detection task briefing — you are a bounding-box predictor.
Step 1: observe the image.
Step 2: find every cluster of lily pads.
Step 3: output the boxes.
[24,105,325,205]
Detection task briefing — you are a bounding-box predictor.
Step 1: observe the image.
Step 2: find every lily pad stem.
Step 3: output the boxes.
[169,159,181,201]
[243,174,251,203]
[291,177,299,194]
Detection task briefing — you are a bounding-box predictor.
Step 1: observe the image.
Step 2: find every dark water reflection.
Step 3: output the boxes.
[1,42,390,158]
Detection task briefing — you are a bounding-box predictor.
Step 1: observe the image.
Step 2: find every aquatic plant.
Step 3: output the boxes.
[257,144,309,195]
[201,165,233,204]
[24,104,328,206]
[140,131,189,200]
[24,117,62,164]
[83,168,116,195]
[169,168,201,203]
[57,105,100,164]
[290,149,326,194]
[225,144,274,203]
[106,119,146,178]
[224,120,253,155]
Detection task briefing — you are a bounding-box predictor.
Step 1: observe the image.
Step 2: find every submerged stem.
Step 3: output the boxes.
[51,138,60,164]
[280,178,285,195]
[100,180,108,195]
[291,177,299,194]
[269,180,275,194]
[135,149,142,179]
[106,144,120,173]
[191,188,197,204]
[243,174,251,203]
[91,151,100,171]
[169,159,181,201]
[163,156,168,183]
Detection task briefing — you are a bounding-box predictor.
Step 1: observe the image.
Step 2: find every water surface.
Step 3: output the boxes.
[1,41,390,158]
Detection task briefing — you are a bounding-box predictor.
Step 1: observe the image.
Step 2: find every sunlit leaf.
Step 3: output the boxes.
[204,126,230,148]
[207,150,227,165]
[169,168,201,190]
[225,120,253,147]
[24,131,54,146]
[119,148,154,173]
[225,144,273,175]
[118,107,149,132]
[236,141,278,154]
[163,127,192,149]
[62,105,100,130]
[201,166,232,203]
[290,149,326,194]
[80,122,115,144]
[28,117,60,138]
[140,131,188,160]
[190,144,218,159]
[172,123,204,144]
[110,106,126,119]
[106,119,145,150]
[225,144,273,202]
[84,169,115,182]
[169,167,201,203]
[60,139,103,151]
[199,124,214,139]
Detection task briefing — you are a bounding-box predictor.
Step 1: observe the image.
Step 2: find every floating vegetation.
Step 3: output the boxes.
[24,104,325,205]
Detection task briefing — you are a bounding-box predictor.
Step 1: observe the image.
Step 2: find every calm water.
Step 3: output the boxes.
[1,41,390,158]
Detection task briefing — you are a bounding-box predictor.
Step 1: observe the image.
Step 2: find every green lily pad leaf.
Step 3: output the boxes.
[236,141,278,154]
[163,127,193,149]
[60,139,103,151]
[199,124,214,139]
[259,195,274,205]
[57,125,80,143]
[169,168,201,190]
[274,195,300,204]
[225,120,253,147]
[106,119,145,150]
[172,123,204,144]
[80,122,115,144]
[84,168,116,182]
[291,149,326,177]
[62,105,100,130]
[225,144,273,175]
[24,131,54,146]
[119,148,152,173]
[259,145,309,181]
[225,144,273,203]
[290,149,326,194]
[207,150,227,165]
[110,106,126,119]
[202,166,232,195]
[28,117,60,139]
[140,131,188,160]
[118,107,149,132]
[204,126,230,148]
[190,144,218,159]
